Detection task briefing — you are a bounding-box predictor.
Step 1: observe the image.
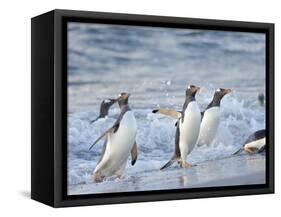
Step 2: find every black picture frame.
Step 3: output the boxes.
[31,9,274,207]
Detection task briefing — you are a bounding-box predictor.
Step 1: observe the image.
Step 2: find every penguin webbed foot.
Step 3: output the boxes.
[92,172,104,183]
[116,174,124,180]
[115,170,125,180]
[180,161,192,168]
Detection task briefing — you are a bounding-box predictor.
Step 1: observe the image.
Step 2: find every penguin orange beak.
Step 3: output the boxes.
[223,88,231,94]
[116,93,130,101]
[194,86,200,93]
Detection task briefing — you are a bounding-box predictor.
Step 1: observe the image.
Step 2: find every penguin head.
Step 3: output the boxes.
[99,98,117,117]
[116,92,130,107]
[101,98,117,108]
[214,88,231,100]
[207,88,231,108]
[186,85,200,97]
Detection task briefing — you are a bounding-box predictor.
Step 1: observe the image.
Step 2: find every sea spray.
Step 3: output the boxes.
[67,93,265,185]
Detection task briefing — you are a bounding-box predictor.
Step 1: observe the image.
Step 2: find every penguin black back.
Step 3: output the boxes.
[244,129,266,145]
[232,129,266,155]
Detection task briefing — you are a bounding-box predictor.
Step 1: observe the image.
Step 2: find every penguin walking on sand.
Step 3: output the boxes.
[197,88,231,147]
[89,93,138,182]
[90,99,117,124]
[153,85,201,170]
[234,129,266,154]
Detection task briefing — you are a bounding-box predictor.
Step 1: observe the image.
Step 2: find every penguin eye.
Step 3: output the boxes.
[216,88,221,92]
[187,85,191,89]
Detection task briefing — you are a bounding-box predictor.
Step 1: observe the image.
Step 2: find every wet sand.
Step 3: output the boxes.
[68,154,265,195]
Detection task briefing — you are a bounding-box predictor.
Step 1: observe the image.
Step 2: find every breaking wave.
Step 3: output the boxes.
[67,90,265,185]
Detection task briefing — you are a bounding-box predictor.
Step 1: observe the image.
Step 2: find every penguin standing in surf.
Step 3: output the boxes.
[153,85,201,169]
[90,98,117,124]
[89,93,138,182]
[197,88,231,147]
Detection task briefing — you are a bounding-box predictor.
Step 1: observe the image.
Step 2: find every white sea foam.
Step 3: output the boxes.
[67,24,266,189]
[67,92,265,185]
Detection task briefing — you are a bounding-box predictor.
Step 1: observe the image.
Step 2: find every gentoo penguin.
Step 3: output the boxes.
[233,129,266,155]
[153,85,201,169]
[90,98,117,124]
[89,93,137,182]
[196,88,231,147]
[258,93,265,106]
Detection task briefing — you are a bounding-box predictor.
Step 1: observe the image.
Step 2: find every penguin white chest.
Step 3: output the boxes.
[179,101,201,158]
[197,107,220,146]
[96,111,137,176]
[107,112,136,160]
[244,137,265,153]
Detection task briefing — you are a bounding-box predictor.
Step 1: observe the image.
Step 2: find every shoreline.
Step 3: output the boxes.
[68,154,265,195]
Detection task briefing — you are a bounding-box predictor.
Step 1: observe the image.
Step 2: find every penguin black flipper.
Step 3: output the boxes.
[200,111,205,120]
[174,125,181,157]
[90,116,100,124]
[232,148,243,155]
[175,118,181,127]
[89,127,114,151]
[131,141,138,166]
[89,103,126,150]
[89,109,127,150]
[113,123,120,133]
[160,156,177,170]
[112,109,129,133]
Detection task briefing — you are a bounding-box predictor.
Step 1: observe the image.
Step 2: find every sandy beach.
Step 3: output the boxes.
[68,154,265,195]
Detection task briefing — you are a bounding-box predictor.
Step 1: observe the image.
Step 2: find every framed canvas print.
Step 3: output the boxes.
[31,9,274,207]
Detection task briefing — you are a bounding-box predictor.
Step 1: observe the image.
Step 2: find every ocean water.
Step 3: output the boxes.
[67,22,266,192]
